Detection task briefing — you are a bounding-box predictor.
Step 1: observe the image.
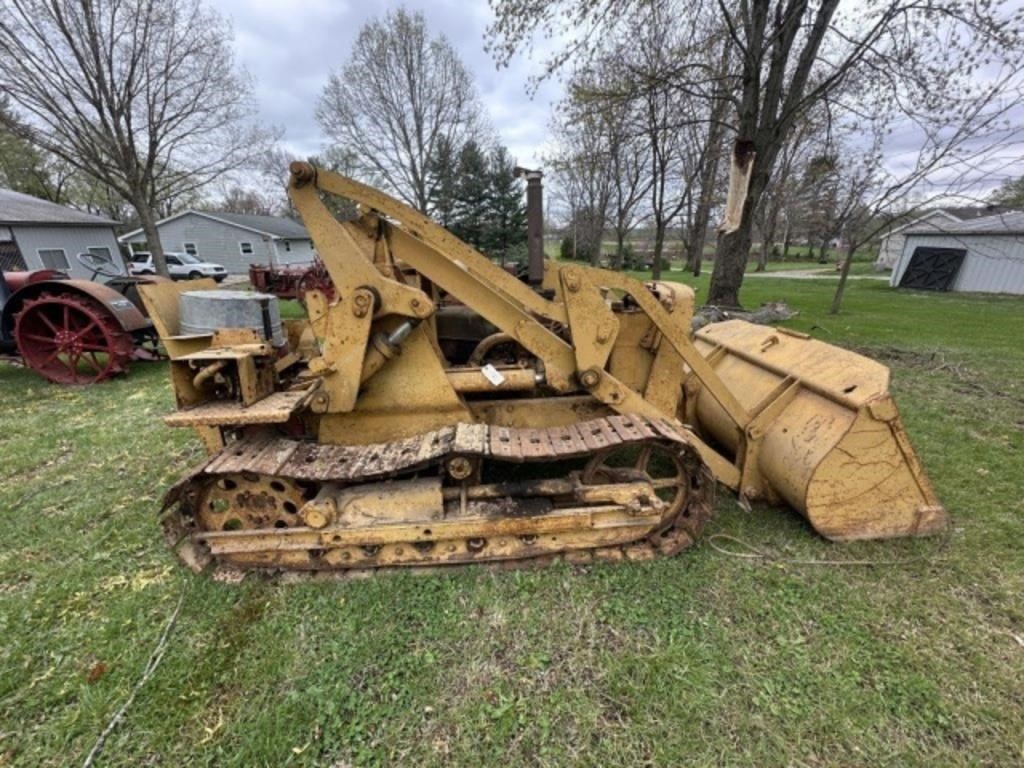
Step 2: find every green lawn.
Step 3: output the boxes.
[546,240,879,275]
[1,275,1022,767]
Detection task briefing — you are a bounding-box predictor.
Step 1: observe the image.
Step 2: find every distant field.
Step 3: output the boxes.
[1,277,1021,767]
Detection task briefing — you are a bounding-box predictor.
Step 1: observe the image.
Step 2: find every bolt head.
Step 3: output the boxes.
[447,456,474,480]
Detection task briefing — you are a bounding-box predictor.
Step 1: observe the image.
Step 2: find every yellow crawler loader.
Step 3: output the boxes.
[140,162,945,577]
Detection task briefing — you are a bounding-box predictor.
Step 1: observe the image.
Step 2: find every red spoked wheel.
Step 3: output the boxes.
[13,292,133,384]
[296,262,335,306]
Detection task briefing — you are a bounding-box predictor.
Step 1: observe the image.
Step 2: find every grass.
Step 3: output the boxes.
[1,275,1022,767]
[546,240,879,276]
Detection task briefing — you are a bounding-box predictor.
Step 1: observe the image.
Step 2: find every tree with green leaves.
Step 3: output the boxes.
[990,176,1024,208]
[450,141,492,251]
[484,146,527,264]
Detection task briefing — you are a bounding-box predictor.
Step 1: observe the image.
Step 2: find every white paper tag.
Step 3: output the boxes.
[481,364,506,386]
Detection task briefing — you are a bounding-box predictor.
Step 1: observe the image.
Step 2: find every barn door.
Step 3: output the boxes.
[898,247,966,291]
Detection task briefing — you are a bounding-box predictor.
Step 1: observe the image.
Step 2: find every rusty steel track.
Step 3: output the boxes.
[162,415,715,579]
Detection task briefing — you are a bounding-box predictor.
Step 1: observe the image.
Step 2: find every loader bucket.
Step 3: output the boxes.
[691,320,946,541]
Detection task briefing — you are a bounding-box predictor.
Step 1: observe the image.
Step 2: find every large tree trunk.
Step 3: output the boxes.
[651,221,667,281]
[614,228,626,270]
[708,223,754,308]
[708,145,766,308]
[133,196,169,277]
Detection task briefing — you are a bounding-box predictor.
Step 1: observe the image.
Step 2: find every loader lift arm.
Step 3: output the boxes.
[288,162,749,486]
[284,161,945,542]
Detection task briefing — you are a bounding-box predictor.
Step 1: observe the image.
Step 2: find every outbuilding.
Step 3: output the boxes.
[875,210,960,270]
[890,211,1024,295]
[0,188,123,280]
[119,210,314,274]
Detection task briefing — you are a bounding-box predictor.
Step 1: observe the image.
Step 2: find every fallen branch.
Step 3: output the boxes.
[81,588,187,768]
[692,301,799,331]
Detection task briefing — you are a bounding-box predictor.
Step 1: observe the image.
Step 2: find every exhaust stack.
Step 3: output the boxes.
[516,167,545,286]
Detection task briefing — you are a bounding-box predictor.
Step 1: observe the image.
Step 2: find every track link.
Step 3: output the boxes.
[162,416,715,578]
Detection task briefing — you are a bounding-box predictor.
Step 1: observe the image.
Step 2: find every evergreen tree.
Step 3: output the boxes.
[427,137,459,228]
[450,140,491,251]
[485,146,527,263]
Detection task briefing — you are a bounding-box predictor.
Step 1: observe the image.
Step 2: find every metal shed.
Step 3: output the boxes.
[0,188,123,280]
[875,210,960,270]
[891,212,1024,295]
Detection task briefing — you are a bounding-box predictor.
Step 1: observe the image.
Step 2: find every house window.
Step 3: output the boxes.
[183,242,198,256]
[239,241,254,255]
[0,229,27,271]
[38,248,69,270]
[88,246,112,260]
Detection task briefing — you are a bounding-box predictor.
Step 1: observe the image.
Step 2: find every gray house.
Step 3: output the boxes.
[119,210,315,274]
[891,211,1024,295]
[0,188,123,280]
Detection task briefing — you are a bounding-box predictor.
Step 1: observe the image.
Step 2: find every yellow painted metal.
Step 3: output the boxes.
[143,162,946,558]
[290,162,569,324]
[561,266,619,374]
[289,177,434,323]
[445,366,539,393]
[317,321,473,444]
[306,288,375,412]
[137,278,218,359]
[466,395,611,427]
[692,320,946,540]
[381,225,578,391]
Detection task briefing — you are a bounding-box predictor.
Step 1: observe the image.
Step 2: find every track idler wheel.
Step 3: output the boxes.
[13,292,134,384]
[583,441,710,555]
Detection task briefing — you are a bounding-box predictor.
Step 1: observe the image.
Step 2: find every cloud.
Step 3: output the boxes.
[207,0,561,168]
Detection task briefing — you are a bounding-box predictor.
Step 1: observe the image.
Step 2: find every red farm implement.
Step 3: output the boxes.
[0,254,165,385]
[248,258,334,304]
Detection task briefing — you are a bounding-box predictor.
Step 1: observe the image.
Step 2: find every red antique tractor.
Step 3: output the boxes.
[248,256,335,305]
[0,253,164,384]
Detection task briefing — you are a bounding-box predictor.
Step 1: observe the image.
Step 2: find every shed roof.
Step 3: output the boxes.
[883,209,961,239]
[0,188,120,227]
[208,212,309,239]
[906,211,1024,237]
[119,209,309,242]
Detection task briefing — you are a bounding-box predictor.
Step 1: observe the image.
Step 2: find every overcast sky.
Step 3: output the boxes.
[207,0,561,169]
[206,0,1023,203]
